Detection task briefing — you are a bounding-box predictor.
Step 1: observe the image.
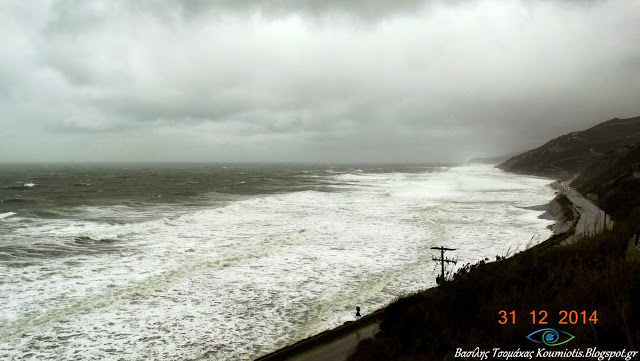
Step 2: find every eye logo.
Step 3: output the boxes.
[526,328,575,346]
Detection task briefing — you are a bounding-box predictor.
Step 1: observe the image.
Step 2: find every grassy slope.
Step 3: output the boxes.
[497,116,640,179]
[347,218,640,361]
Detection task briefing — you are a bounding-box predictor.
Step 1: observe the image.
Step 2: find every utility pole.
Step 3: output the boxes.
[431,246,457,285]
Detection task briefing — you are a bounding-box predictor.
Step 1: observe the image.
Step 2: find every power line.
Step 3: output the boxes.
[431,246,457,285]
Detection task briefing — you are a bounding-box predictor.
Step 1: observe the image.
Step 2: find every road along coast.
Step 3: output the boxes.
[253,310,383,361]
[548,181,612,245]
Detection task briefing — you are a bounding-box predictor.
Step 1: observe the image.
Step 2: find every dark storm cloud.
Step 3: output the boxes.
[176,0,429,20]
[172,0,608,20]
[0,0,639,162]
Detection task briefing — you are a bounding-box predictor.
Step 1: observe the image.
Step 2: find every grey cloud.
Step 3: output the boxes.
[42,0,608,30]
[0,0,639,163]
[165,0,433,21]
[172,0,606,21]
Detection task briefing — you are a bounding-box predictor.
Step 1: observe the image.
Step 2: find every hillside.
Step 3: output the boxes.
[571,142,640,219]
[497,116,640,179]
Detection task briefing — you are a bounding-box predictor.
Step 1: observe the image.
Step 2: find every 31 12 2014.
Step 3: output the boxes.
[498,310,598,325]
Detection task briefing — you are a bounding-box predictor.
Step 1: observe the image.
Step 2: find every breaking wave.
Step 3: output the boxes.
[0,164,555,361]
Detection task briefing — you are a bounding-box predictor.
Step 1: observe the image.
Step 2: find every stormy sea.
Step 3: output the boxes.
[0,163,554,360]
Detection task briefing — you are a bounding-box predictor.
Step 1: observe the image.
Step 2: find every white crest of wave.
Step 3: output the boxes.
[0,211,16,219]
[0,164,556,361]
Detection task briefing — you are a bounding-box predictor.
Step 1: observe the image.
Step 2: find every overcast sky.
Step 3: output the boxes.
[1,0,639,163]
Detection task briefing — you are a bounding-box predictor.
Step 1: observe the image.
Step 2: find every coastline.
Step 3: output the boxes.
[253,180,581,361]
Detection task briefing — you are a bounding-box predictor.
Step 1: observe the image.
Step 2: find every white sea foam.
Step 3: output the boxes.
[0,212,16,219]
[0,164,555,361]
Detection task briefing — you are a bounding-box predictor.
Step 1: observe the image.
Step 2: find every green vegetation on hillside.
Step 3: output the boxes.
[498,116,640,179]
[347,218,640,361]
